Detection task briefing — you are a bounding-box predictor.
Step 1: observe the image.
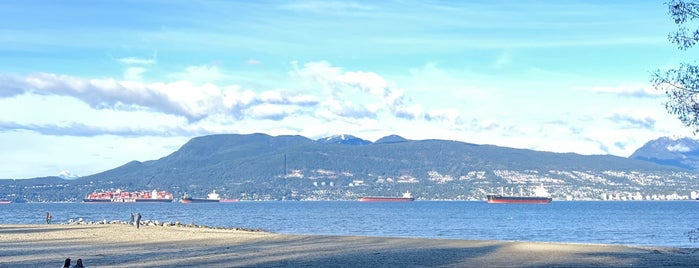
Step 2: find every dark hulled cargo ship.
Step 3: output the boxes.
[181,190,221,203]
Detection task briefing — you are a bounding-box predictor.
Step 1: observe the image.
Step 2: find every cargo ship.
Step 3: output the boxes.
[486,185,551,204]
[181,190,220,203]
[486,195,552,204]
[83,189,174,203]
[358,191,414,202]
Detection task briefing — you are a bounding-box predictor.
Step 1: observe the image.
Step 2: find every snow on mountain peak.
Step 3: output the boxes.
[667,143,691,152]
[667,141,692,152]
[58,170,79,180]
[326,134,347,140]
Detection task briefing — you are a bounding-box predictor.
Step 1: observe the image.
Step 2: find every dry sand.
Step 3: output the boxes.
[0,224,697,268]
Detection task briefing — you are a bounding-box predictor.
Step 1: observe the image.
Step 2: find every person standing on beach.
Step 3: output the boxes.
[73,258,84,268]
[136,212,141,229]
[130,212,134,225]
[46,212,52,224]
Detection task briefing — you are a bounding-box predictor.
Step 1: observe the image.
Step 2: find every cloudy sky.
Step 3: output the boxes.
[1,0,697,179]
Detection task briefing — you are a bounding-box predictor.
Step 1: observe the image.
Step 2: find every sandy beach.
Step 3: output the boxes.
[0,224,697,268]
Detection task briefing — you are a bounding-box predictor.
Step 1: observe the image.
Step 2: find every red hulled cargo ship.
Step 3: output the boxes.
[358,191,414,202]
[83,189,173,203]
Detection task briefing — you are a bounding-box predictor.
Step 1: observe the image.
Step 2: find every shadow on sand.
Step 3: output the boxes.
[1,225,697,267]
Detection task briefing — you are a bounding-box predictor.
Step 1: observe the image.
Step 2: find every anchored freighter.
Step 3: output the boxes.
[181,190,221,203]
[486,195,552,204]
[83,189,173,203]
[358,191,414,202]
[486,185,551,204]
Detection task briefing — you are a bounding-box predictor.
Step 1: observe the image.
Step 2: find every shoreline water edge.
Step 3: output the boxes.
[0,224,698,267]
[2,201,699,249]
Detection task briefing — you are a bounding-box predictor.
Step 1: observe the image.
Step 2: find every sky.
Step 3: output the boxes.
[1,0,698,179]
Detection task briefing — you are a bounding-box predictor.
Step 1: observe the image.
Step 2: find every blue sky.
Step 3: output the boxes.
[1,0,697,179]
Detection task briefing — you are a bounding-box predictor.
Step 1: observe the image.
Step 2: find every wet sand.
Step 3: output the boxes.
[0,224,697,267]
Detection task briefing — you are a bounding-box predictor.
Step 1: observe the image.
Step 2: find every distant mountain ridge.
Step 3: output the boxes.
[630,136,699,170]
[2,133,698,202]
[374,134,408,144]
[316,134,372,145]
[71,134,695,199]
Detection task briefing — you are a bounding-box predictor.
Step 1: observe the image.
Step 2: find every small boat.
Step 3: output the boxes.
[358,191,414,202]
[181,190,221,203]
[220,198,240,203]
[0,200,12,204]
[486,185,552,204]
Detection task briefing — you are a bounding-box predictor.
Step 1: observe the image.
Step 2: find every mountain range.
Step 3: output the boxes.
[1,133,699,202]
[629,136,699,170]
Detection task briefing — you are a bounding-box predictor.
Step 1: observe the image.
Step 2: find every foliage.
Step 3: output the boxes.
[657,1,699,243]
[668,0,699,49]
[653,0,699,133]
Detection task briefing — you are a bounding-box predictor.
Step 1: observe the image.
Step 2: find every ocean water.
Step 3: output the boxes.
[1,201,697,248]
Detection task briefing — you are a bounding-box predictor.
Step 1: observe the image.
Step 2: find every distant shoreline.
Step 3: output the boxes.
[5,199,699,203]
[1,224,697,267]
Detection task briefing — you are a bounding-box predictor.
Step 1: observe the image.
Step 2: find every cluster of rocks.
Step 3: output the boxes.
[62,218,264,232]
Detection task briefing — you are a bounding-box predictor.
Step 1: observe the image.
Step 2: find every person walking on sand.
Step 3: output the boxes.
[72,258,84,268]
[129,212,134,225]
[136,212,141,229]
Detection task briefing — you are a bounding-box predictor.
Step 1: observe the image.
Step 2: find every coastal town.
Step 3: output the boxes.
[4,166,698,203]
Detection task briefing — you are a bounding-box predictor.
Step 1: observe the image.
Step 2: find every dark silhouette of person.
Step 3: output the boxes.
[73,258,84,268]
[62,258,71,268]
[136,212,141,229]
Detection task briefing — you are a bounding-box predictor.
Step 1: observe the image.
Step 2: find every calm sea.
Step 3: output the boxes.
[1,201,697,248]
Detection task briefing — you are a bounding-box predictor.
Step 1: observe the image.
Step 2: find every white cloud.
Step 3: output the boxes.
[124,67,148,81]
[338,70,390,96]
[323,98,375,119]
[21,73,216,120]
[608,108,657,130]
[493,51,512,69]
[292,61,414,119]
[169,64,230,84]
[426,108,462,124]
[1,59,696,178]
[592,83,662,97]
[258,90,318,106]
[221,85,256,111]
[392,104,423,120]
[0,74,25,97]
[246,59,263,66]
[117,57,155,65]
[247,104,295,120]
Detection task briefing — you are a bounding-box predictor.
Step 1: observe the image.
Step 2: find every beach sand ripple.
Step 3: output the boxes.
[0,224,697,267]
